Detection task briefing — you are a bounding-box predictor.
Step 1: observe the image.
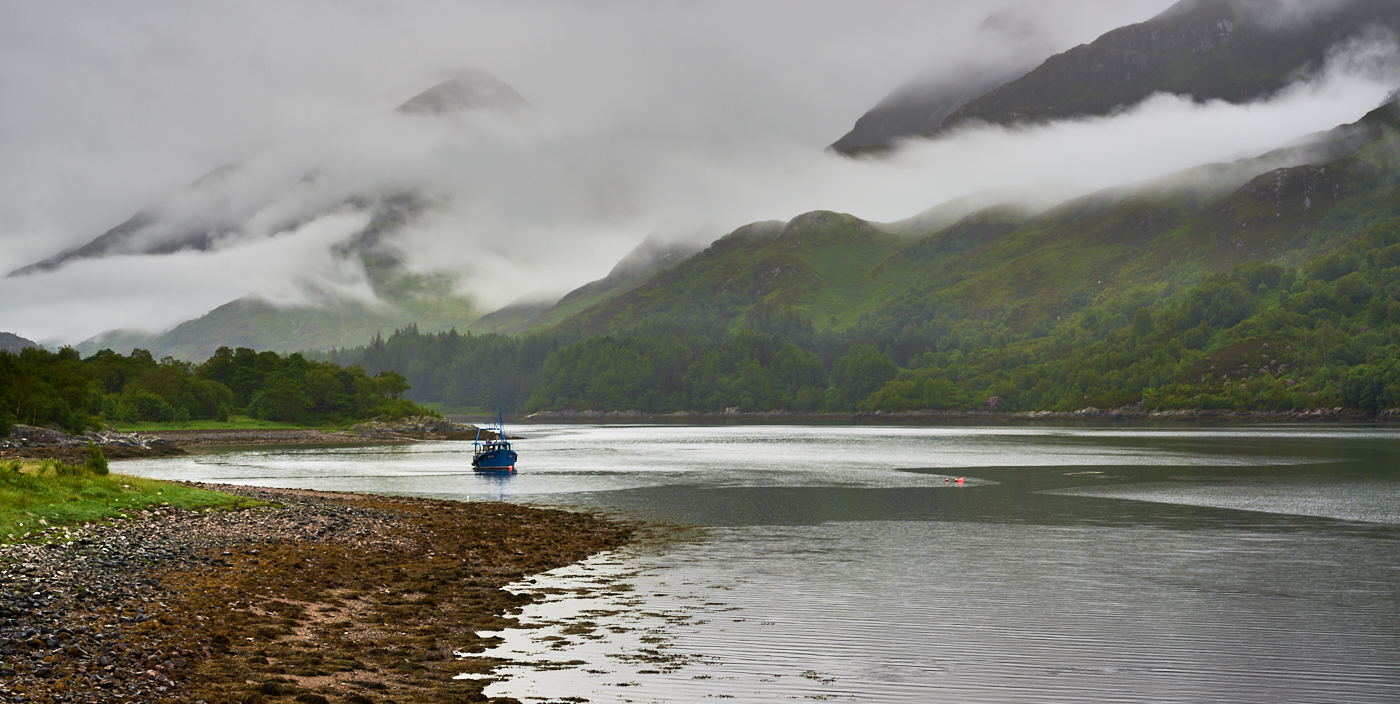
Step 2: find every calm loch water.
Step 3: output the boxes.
[121,424,1400,703]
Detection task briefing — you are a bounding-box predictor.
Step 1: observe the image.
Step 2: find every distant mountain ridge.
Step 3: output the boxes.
[833,0,1400,153]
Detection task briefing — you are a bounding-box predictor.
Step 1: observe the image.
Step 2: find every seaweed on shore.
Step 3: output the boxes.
[0,487,634,704]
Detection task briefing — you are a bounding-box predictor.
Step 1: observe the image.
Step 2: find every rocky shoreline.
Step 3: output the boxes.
[0,424,186,461]
[0,484,633,704]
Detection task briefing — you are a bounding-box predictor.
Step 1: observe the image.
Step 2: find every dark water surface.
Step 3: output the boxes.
[122,424,1400,703]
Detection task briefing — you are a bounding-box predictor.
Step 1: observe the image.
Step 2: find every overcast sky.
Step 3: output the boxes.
[1,0,1396,345]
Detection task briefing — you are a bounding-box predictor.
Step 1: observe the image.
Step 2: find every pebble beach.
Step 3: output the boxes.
[0,483,634,704]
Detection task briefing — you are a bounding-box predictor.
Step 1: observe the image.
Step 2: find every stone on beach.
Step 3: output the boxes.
[0,483,632,704]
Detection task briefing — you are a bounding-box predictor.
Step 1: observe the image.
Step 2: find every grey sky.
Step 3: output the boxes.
[0,0,1394,345]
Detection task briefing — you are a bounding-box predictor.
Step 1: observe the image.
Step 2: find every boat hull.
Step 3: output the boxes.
[472,448,518,472]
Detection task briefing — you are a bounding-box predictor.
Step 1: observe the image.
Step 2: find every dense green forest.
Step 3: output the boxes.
[0,345,431,434]
[323,214,1400,416]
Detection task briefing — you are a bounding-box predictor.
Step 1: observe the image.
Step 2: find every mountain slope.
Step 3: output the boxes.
[864,99,1400,333]
[0,332,41,354]
[834,0,1400,153]
[395,69,528,115]
[555,213,918,336]
[562,99,1400,338]
[470,235,704,335]
[74,195,480,359]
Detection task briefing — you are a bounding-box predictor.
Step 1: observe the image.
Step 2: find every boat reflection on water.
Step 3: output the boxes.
[472,467,515,500]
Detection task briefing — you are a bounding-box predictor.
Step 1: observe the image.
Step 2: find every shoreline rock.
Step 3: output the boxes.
[1,424,185,461]
[0,484,634,703]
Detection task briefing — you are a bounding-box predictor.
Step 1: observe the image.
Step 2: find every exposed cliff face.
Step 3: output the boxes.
[832,0,1400,154]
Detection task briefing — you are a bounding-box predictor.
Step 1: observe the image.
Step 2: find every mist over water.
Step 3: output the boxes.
[119,423,1400,703]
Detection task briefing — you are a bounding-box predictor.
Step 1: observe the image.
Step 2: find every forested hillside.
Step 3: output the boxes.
[321,99,1400,417]
[0,345,431,434]
[330,215,1400,415]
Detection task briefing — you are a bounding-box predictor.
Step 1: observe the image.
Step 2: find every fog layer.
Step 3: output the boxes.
[0,0,1394,345]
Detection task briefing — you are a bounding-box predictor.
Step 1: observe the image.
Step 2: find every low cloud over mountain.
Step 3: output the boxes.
[1,0,1397,350]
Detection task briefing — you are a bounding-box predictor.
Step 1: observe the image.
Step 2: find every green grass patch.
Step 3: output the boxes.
[0,459,254,542]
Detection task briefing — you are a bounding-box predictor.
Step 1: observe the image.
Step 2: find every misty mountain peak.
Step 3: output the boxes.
[832,0,1400,155]
[0,331,42,353]
[395,69,530,116]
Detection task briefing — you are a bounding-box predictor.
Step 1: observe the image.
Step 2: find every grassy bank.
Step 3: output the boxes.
[0,458,249,541]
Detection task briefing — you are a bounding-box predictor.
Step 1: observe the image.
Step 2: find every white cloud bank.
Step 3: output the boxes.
[0,0,1395,345]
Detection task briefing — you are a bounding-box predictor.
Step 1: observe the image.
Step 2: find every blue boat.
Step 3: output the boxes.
[472,410,518,472]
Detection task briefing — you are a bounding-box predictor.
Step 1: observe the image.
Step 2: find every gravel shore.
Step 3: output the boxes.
[0,484,633,704]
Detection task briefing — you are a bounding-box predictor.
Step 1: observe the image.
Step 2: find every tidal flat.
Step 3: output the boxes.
[0,483,633,704]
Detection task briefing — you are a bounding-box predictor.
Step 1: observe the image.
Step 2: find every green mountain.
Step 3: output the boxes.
[556,102,1398,339]
[833,0,1400,153]
[555,215,905,335]
[81,286,477,362]
[479,99,1400,415]
[323,99,1400,416]
[470,235,704,335]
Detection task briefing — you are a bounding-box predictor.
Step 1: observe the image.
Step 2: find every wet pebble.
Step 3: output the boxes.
[0,483,412,703]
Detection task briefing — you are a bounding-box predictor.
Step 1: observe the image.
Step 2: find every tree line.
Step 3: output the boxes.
[1,345,431,435]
